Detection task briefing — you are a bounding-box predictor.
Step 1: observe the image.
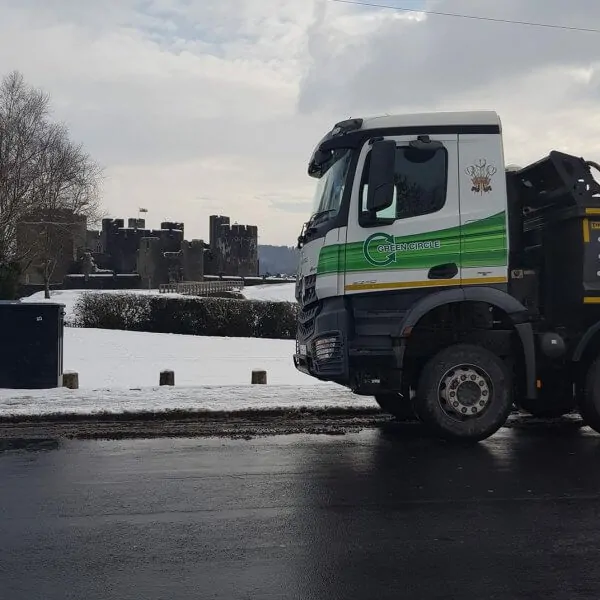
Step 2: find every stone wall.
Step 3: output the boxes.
[181,240,206,282]
[205,215,258,277]
[80,214,255,287]
[99,219,184,274]
[137,236,207,287]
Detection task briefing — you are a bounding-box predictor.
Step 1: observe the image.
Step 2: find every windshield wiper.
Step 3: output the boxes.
[297,209,336,249]
[309,208,336,226]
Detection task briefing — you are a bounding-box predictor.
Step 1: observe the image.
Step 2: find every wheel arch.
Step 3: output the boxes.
[573,321,600,364]
[397,287,537,399]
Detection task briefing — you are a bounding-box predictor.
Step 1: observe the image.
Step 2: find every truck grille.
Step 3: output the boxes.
[313,333,344,374]
[296,274,319,340]
[298,303,319,338]
[297,274,316,308]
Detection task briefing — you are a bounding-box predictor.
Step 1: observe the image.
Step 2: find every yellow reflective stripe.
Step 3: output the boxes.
[583,297,600,304]
[586,208,600,215]
[345,276,508,292]
[584,218,590,243]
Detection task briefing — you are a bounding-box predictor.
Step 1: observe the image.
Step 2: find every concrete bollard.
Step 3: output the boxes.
[252,369,267,384]
[160,370,175,386]
[62,371,79,390]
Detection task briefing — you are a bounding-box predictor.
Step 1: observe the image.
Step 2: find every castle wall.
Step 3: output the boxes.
[128,218,146,229]
[137,237,166,288]
[99,219,184,273]
[85,214,256,286]
[209,215,230,249]
[205,216,258,277]
[181,240,205,282]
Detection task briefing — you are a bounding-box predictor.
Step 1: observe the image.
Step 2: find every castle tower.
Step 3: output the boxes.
[209,215,230,250]
[181,240,206,282]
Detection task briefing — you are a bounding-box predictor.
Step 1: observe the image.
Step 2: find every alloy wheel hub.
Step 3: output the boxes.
[439,366,491,418]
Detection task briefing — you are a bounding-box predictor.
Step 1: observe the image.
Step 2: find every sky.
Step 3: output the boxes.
[1,0,600,245]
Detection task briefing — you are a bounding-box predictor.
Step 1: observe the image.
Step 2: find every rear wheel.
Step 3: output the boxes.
[413,343,513,441]
[578,357,600,433]
[518,370,575,418]
[519,397,574,418]
[374,393,416,421]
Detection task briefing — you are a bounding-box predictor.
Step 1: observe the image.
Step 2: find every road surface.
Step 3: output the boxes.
[2,424,600,599]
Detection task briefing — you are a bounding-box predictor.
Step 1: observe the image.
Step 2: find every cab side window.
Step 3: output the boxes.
[359,145,448,222]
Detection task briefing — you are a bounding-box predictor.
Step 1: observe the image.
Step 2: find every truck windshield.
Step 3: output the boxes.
[310,149,352,223]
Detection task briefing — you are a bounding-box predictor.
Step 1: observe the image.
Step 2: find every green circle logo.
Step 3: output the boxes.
[363,232,397,267]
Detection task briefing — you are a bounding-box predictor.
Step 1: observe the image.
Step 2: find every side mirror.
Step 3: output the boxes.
[366,140,396,213]
[308,148,332,176]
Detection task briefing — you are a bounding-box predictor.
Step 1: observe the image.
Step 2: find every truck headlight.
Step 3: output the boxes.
[314,336,340,361]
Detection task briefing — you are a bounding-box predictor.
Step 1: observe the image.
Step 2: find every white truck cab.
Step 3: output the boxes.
[293,110,600,441]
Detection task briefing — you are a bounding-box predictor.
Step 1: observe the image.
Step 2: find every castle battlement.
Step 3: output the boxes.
[84,213,258,283]
[220,224,258,238]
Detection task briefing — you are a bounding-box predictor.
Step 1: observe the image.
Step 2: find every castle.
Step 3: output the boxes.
[18,212,259,288]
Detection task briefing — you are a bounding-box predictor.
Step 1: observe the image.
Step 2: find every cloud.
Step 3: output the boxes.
[298,0,600,163]
[1,0,600,245]
[300,0,600,112]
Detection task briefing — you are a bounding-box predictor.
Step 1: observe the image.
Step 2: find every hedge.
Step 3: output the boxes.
[72,292,299,339]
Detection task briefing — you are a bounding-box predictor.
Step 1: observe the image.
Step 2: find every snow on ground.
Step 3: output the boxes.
[0,385,371,417]
[241,283,295,302]
[0,328,376,416]
[21,289,86,322]
[64,328,317,388]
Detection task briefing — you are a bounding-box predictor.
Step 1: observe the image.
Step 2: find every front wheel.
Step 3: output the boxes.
[413,343,513,441]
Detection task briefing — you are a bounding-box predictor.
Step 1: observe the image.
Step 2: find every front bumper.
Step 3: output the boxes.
[293,352,311,376]
[294,333,344,377]
[293,294,349,381]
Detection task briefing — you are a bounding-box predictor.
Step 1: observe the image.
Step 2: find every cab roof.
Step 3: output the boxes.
[356,110,501,132]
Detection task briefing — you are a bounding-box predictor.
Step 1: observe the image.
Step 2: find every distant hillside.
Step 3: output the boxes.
[258,245,299,276]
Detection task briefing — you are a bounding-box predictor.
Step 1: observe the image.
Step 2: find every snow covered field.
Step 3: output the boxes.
[241,283,296,302]
[63,328,316,388]
[0,327,376,417]
[0,284,378,418]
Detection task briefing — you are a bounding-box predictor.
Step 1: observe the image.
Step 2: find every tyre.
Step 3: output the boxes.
[518,370,575,418]
[413,343,513,441]
[518,397,574,419]
[374,393,416,421]
[578,357,600,433]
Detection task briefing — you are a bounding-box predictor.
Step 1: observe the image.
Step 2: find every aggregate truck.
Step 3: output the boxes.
[292,110,600,441]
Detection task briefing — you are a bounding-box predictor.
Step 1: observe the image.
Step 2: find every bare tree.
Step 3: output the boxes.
[0,70,103,298]
[19,212,87,298]
[0,71,50,265]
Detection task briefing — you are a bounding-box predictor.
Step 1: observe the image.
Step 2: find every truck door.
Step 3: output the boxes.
[457,134,509,287]
[343,134,461,295]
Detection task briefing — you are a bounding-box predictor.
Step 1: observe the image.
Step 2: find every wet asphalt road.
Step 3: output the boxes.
[2,425,600,600]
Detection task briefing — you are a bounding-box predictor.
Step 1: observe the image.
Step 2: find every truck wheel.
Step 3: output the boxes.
[578,357,600,433]
[374,393,416,421]
[414,343,513,441]
[518,371,575,418]
[518,397,574,418]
